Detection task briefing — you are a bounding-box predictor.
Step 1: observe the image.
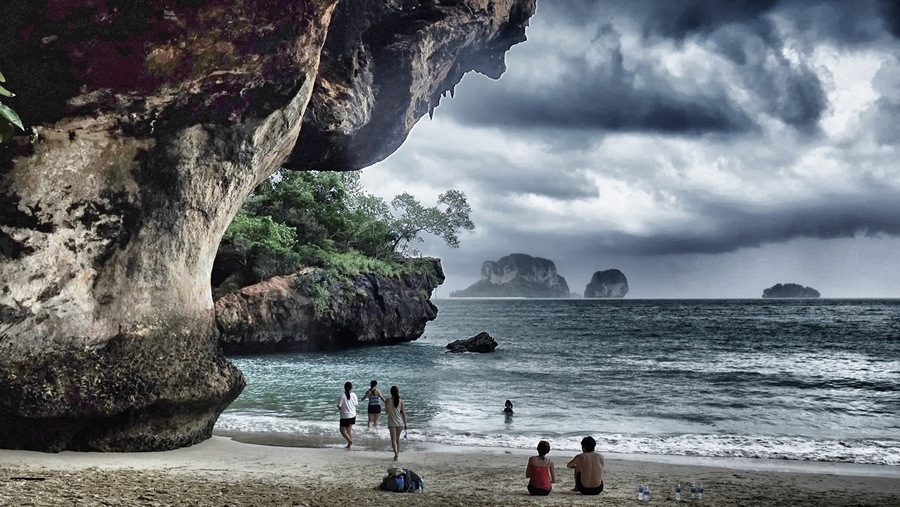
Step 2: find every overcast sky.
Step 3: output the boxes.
[361,0,900,298]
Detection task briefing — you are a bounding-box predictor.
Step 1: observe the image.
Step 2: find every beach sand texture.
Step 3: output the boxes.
[1,437,898,506]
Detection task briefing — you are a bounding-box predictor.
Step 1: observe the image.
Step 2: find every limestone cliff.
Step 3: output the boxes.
[584,269,629,298]
[762,283,821,298]
[0,0,535,451]
[451,253,571,298]
[216,259,444,354]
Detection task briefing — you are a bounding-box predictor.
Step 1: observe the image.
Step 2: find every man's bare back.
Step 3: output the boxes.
[567,450,604,487]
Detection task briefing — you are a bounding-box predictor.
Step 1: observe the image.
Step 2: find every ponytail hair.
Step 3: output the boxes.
[344,381,352,401]
[390,386,400,407]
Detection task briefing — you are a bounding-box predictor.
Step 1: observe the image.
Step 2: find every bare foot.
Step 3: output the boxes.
[393,455,399,461]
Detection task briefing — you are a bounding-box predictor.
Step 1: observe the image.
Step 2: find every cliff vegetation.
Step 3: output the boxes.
[212,168,469,299]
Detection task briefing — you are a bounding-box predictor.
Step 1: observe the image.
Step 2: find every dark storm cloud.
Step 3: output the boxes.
[570,195,900,256]
[447,26,754,135]
[444,0,850,136]
[542,1,894,45]
[880,0,900,37]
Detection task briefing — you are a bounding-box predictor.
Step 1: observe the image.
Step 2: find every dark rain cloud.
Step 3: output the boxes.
[884,0,900,37]
[567,195,900,257]
[444,0,846,136]
[541,1,894,45]
[447,25,754,135]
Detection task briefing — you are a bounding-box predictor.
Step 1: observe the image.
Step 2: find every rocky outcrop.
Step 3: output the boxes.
[446,332,498,353]
[450,253,571,298]
[584,269,629,298]
[0,1,535,451]
[762,283,821,298]
[216,259,444,354]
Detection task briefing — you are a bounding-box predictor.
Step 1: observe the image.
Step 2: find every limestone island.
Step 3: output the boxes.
[450,254,571,298]
[584,269,629,298]
[762,283,821,298]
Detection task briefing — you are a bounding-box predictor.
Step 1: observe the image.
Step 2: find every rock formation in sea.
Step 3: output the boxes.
[450,253,571,298]
[216,259,444,354]
[446,332,498,353]
[0,1,536,451]
[762,283,821,298]
[584,269,629,298]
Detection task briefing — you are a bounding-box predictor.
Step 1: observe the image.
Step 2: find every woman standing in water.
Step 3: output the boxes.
[385,385,408,460]
[362,380,386,429]
[336,382,358,449]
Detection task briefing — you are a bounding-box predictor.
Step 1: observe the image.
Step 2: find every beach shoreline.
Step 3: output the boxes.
[2,435,898,506]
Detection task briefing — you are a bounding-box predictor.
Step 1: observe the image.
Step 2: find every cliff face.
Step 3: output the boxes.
[0,0,535,451]
[762,283,821,298]
[584,269,629,298]
[216,259,444,354]
[451,253,571,298]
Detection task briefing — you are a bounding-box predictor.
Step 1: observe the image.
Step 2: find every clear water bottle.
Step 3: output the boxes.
[419,480,425,493]
[638,483,644,501]
[645,485,651,502]
[698,482,703,500]
[675,482,681,501]
[690,482,696,500]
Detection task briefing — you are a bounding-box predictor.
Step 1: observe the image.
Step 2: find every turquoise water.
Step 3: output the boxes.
[215,299,900,465]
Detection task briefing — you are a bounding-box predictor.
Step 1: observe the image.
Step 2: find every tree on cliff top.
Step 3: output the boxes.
[214,169,473,288]
[388,190,474,256]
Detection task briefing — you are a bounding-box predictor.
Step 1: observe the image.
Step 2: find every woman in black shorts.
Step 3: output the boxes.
[336,382,358,448]
[362,380,386,429]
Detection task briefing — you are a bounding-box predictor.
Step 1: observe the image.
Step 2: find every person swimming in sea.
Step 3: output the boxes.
[504,400,514,413]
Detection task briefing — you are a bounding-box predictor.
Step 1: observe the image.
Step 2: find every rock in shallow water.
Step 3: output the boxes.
[446,332,499,353]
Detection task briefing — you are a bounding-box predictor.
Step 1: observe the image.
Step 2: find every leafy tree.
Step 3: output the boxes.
[0,71,24,142]
[387,190,474,256]
[213,169,474,291]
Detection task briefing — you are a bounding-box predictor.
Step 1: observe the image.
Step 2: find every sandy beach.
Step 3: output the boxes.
[1,435,898,506]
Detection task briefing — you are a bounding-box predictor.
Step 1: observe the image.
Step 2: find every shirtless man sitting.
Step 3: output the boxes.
[566,436,605,495]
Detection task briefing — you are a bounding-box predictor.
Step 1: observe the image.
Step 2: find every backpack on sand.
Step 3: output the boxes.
[379,467,424,493]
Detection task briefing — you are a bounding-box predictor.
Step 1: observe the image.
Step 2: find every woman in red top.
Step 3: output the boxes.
[525,440,556,495]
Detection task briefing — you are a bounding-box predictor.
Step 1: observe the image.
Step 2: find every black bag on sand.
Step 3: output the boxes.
[379,467,424,493]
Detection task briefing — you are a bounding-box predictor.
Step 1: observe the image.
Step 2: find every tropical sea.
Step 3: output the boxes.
[215,298,900,467]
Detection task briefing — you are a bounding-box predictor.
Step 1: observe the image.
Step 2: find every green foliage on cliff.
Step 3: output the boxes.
[389,190,474,256]
[214,169,469,291]
[0,71,24,143]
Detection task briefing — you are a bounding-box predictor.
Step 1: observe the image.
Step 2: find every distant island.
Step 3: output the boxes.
[762,283,821,298]
[584,269,629,298]
[450,253,571,298]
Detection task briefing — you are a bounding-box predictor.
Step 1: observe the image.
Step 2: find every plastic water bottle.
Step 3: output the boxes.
[675,482,681,501]
[419,480,425,493]
[698,482,703,500]
[645,485,651,502]
[638,484,644,501]
[690,482,696,500]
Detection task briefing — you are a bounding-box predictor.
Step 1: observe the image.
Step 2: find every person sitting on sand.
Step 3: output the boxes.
[385,386,408,461]
[362,380,386,429]
[504,400,514,413]
[336,382,358,449]
[566,436,604,495]
[526,440,556,495]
